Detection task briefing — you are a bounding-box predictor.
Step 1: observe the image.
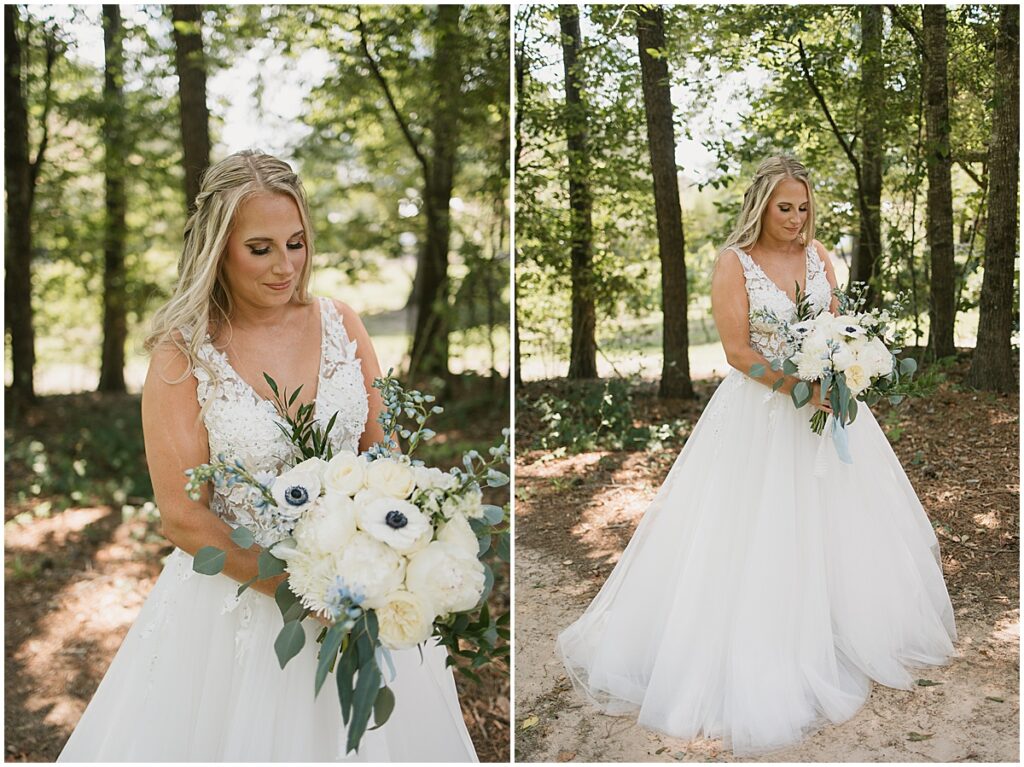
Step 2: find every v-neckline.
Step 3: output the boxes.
[738,245,809,307]
[209,297,327,418]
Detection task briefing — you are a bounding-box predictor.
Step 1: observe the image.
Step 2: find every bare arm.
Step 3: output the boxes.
[333,300,388,451]
[711,249,830,411]
[142,342,285,599]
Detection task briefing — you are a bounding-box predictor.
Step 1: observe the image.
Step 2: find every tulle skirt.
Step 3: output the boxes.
[557,369,957,755]
[58,548,477,762]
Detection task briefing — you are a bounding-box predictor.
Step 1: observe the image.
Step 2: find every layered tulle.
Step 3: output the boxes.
[58,549,477,762]
[557,369,957,755]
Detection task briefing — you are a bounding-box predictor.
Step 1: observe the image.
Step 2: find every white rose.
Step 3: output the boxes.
[831,342,857,372]
[335,532,406,609]
[412,465,457,492]
[271,468,322,519]
[843,364,871,395]
[376,590,436,650]
[365,457,416,499]
[293,494,357,555]
[441,485,484,520]
[436,512,480,557]
[864,337,894,377]
[324,452,368,496]
[406,541,485,615]
[356,497,433,554]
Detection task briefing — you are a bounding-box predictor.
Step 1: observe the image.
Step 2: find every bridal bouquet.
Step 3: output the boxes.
[184,372,510,753]
[750,284,918,463]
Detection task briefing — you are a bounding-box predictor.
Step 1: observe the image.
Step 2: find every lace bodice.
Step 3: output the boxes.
[187,297,369,543]
[729,244,832,360]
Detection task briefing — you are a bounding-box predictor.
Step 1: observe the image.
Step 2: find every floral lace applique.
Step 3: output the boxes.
[729,245,832,362]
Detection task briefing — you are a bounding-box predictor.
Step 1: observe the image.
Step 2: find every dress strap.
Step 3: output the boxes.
[319,297,360,379]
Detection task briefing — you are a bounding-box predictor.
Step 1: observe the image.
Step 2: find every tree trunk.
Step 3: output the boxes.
[922,5,956,360]
[171,4,211,214]
[4,7,36,402]
[854,5,884,301]
[559,4,597,379]
[636,6,693,399]
[408,4,460,379]
[966,4,1018,392]
[513,23,526,388]
[98,4,128,393]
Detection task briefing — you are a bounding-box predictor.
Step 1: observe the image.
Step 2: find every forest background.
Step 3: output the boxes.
[5,4,511,762]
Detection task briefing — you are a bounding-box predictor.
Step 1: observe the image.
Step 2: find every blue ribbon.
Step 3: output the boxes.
[831,415,853,464]
[376,644,397,683]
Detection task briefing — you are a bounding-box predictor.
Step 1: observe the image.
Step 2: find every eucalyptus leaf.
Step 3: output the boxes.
[337,642,358,724]
[783,358,798,375]
[496,532,511,563]
[476,562,495,608]
[346,659,382,753]
[749,363,766,378]
[791,381,811,408]
[230,525,255,549]
[315,623,346,697]
[477,534,492,557]
[258,549,286,579]
[899,357,917,376]
[371,685,396,729]
[274,620,306,669]
[193,546,226,575]
[771,377,785,392]
[275,580,300,619]
[480,504,504,526]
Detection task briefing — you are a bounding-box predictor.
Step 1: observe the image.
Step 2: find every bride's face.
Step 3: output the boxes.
[223,192,307,306]
[761,178,809,244]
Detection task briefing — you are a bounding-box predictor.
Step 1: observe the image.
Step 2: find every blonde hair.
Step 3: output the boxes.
[144,150,316,385]
[722,155,816,254]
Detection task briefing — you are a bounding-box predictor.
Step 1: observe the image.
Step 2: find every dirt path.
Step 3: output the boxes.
[514,369,1019,762]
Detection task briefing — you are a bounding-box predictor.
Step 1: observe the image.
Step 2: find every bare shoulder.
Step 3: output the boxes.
[143,334,199,408]
[712,247,744,285]
[329,299,370,337]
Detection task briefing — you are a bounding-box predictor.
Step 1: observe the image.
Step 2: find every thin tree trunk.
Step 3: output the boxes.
[408,4,460,379]
[98,4,128,393]
[922,5,956,359]
[513,20,526,388]
[636,5,693,399]
[966,5,1018,392]
[4,7,36,402]
[559,4,597,379]
[854,5,884,301]
[171,4,211,214]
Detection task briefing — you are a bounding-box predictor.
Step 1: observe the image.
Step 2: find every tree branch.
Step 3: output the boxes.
[955,158,986,189]
[888,5,925,56]
[354,7,429,176]
[797,38,862,185]
[29,27,57,194]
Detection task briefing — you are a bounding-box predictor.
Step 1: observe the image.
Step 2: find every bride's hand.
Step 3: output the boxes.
[811,382,833,414]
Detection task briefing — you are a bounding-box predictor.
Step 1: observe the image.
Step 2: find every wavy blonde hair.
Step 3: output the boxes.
[144,151,316,384]
[722,155,816,254]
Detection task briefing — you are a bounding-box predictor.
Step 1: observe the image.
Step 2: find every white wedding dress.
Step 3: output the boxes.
[557,245,958,755]
[59,297,478,762]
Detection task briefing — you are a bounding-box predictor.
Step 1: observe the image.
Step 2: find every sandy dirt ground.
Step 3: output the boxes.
[514,369,1019,763]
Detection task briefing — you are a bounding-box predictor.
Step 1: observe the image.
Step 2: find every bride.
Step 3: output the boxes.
[557,155,957,755]
[58,151,478,762]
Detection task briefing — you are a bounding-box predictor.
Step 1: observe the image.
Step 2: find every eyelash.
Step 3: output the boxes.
[250,242,305,256]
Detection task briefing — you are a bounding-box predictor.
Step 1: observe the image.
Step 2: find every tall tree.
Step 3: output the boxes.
[967,5,1018,392]
[922,5,955,359]
[357,5,461,379]
[4,8,56,403]
[636,5,692,399]
[559,4,597,379]
[171,4,211,213]
[98,4,128,393]
[855,4,884,297]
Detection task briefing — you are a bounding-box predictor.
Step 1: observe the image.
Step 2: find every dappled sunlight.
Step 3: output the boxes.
[972,511,1001,529]
[5,506,110,551]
